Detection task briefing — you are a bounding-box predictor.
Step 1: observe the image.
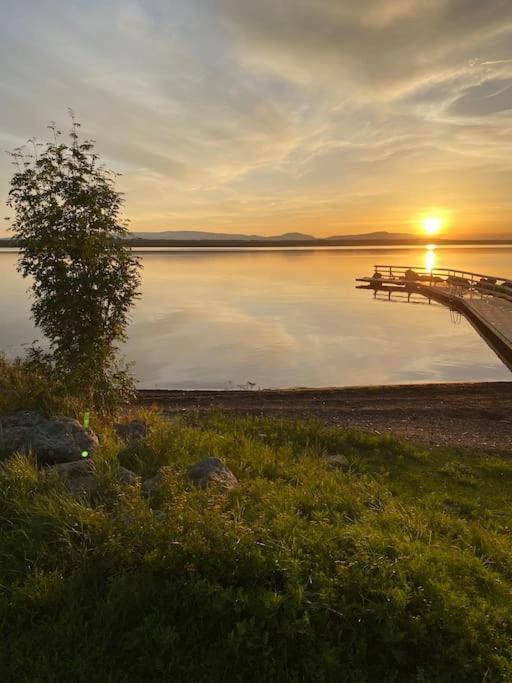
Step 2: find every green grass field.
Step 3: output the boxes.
[1,408,512,681]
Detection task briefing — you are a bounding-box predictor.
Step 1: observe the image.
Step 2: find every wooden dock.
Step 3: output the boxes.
[356,265,512,371]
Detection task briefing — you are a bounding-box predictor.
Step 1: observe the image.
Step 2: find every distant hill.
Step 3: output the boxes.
[130,230,424,242]
[131,230,315,241]
[326,231,417,241]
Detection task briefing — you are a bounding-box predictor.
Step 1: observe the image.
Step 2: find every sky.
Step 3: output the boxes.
[1,0,512,238]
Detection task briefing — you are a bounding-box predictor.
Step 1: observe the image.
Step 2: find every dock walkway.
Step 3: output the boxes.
[466,298,512,348]
[356,265,512,371]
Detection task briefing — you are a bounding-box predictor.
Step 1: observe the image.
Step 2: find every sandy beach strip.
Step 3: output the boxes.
[138,381,512,455]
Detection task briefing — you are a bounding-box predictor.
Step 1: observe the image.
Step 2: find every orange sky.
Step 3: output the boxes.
[1,1,511,238]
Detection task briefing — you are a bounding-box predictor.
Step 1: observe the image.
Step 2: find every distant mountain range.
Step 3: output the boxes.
[2,230,511,245]
[130,230,417,241]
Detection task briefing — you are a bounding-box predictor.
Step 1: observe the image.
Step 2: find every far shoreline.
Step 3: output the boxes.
[3,238,512,251]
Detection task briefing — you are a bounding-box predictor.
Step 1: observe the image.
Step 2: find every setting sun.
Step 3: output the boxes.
[422,216,442,236]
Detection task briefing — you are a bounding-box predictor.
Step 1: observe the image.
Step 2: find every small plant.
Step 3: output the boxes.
[6,113,141,413]
[439,460,477,485]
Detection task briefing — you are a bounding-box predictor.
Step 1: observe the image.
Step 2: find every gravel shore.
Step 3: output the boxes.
[138,381,512,455]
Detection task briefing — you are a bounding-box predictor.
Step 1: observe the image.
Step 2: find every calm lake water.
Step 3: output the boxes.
[1,245,511,389]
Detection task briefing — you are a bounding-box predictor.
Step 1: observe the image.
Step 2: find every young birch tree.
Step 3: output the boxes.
[6,115,141,412]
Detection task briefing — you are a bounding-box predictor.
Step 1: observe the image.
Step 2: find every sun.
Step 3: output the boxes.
[421,216,442,236]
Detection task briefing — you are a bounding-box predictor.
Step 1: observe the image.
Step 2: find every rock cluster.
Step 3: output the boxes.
[0,411,99,465]
[0,412,238,506]
[0,411,139,498]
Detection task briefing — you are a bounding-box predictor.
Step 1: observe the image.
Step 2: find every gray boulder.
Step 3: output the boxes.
[117,467,139,486]
[49,460,138,496]
[151,509,166,522]
[0,411,99,465]
[325,454,349,470]
[142,472,163,493]
[116,420,148,444]
[50,459,97,495]
[141,466,171,493]
[187,457,238,490]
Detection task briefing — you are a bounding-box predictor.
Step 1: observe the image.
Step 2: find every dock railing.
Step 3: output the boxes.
[368,265,512,302]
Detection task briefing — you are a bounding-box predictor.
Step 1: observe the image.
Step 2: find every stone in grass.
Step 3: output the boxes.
[142,460,238,493]
[115,420,149,444]
[117,467,140,486]
[151,509,166,522]
[50,460,97,496]
[141,466,172,493]
[142,472,161,493]
[325,454,350,470]
[49,460,138,497]
[0,411,99,465]
[187,457,238,490]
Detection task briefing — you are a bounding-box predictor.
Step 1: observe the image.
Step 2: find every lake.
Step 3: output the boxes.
[1,245,511,389]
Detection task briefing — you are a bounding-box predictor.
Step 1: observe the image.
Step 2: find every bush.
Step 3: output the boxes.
[1,411,511,681]
[6,114,141,414]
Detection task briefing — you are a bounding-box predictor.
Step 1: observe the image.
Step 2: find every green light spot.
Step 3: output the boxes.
[81,451,89,458]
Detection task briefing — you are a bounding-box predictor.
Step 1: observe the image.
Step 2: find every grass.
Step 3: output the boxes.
[1,407,512,681]
[0,353,84,417]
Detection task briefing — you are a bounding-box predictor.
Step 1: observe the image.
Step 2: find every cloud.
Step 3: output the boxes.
[1,0,512,236]
[222,0,512,98]
[449,78,512,117]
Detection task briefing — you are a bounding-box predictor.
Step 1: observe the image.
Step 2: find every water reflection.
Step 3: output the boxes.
[0,247,511,388]
[424,245,436,272]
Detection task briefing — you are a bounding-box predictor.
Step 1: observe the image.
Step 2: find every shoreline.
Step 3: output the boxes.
[138,381,512,454]
[3,239,512,251]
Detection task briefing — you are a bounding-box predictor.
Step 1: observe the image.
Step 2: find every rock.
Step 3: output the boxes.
[143,460,238,493]
[52,460,94,477]
[118,467,139,486]
[0,411,99,465]
[325,454,349,470]
[141,467,170,493]
[50,459,97,495]
[142,472,162,493]
[187,457,238,490]
[116,421,148,444]
[48,460,138,496]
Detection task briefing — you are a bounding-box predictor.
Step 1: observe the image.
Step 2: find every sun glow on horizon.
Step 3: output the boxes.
[421,216,443,236]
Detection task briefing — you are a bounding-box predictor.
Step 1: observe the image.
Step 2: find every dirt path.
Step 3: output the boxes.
[138,382,512,455]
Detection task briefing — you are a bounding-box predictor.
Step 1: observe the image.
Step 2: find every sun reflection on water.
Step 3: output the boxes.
[425,244,436,272]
